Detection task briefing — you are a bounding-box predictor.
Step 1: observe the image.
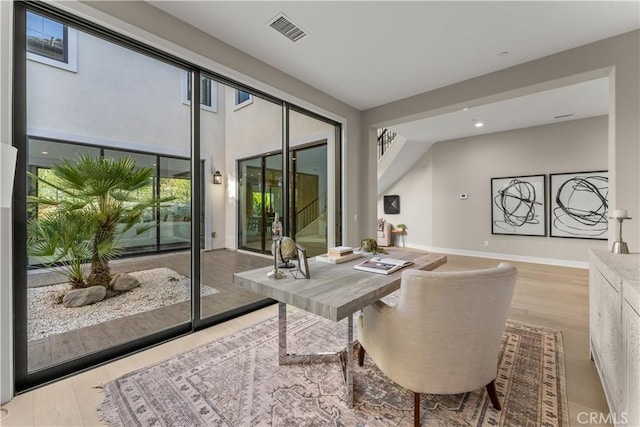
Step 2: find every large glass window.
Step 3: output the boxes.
[14,4,340,392]
[289,109,341,255]
[22,9,192,377]
[234,89,253,109]
[26,11,66,61]
[159,157,191,249]
[26,11,77,72]
[237,154,283,254]
[238,157,264,252]
[185,73,217,111]
[291,144,328,257]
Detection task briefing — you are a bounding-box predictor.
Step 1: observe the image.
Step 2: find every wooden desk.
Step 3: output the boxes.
[233,249,446,407]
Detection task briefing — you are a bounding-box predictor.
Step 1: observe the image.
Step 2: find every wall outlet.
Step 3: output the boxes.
[484,240,489,247]
[459,193,468,200]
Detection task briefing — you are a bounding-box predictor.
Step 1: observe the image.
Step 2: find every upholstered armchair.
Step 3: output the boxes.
[357,263,518,426]
[376,218,392,247]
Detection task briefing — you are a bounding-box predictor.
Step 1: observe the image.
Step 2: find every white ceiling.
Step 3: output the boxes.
[389,77,610,144]
[149,1,638,111]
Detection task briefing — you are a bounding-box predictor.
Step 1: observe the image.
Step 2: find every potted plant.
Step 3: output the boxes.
[27,155,173,289]
[396,223,408,232]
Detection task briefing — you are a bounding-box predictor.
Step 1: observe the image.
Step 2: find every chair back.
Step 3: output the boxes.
[360,262,517,395]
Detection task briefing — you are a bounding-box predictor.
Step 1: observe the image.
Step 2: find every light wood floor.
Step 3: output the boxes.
[1,252,610,426]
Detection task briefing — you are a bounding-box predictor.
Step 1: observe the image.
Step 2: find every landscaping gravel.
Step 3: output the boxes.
[27,268,218,341]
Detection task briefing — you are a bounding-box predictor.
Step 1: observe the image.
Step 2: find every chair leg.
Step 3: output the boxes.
[486,380,501,410]
[358,344,365,366]
[414,392,420,427]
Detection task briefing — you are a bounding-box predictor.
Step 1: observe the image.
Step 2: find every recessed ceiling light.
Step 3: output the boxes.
[41,151,48,155]
[499,51,510,57]
[474,122,484,128]
[463,108,469,111]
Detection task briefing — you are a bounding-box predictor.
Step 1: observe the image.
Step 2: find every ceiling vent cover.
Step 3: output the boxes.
[269,13,307,42]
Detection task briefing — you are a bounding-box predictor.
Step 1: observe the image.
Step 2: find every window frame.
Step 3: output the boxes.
[26,11,78,73]
[183,72,218,112]
[233,89,253,111]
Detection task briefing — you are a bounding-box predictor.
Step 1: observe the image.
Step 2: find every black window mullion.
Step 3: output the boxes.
[62,24,68,63]
[155,156,161,252]
[13,1,30,392]
[282,105,290,236]
[190,70,202,326]
[261,157,266,253]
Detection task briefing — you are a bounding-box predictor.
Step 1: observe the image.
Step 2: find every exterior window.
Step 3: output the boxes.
[26,11,77,72]
[234,89,253,110]
[184,73,217,112]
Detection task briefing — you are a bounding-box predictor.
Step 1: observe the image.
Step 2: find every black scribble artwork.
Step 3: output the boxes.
[493,179,542,232]
[552,175,608,237]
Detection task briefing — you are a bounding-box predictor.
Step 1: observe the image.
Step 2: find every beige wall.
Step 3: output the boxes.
[365,30,640,254]
[379,116,609,264]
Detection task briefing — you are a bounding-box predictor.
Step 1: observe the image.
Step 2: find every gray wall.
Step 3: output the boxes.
[379,116,608,264]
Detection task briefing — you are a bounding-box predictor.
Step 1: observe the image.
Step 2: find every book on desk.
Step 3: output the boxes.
[353,257,413,275]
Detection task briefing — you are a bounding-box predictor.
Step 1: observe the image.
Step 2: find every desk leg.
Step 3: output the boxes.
[278,303,354,408]
[278,302,287,364]
[346,314,354,408]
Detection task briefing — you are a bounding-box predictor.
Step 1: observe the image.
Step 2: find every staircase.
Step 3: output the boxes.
[377,127,434,196]
[295,194,327,238]
[377,128,398,159]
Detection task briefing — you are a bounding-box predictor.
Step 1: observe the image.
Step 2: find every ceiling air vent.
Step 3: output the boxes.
[554,113,574,119]
[268,13,308,42]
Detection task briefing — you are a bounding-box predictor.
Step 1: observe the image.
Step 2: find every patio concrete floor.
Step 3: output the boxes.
[27,249,272,372]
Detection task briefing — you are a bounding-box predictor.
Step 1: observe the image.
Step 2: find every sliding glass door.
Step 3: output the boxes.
[16,4,194,387]
[291,144,328,257]
[238,143,333,258]
[238,153,283,254]
[13,2,341,392]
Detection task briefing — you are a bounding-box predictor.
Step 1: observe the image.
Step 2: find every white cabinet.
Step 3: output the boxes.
[589,250,639,427]
[623,300,639,427]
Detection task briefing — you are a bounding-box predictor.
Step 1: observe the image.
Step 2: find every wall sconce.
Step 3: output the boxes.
[213,170,223,185]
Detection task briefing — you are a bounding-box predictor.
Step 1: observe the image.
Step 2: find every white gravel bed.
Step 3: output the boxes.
[27,268,218,341]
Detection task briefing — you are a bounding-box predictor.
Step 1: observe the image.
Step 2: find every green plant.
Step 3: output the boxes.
[396,223,408,230]
[359,238,386,254]
[27,155,172,289]
[27,209,94,288]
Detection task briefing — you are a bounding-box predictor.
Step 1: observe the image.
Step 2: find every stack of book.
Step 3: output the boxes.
[327,246,354,259]
[316,246,363,264]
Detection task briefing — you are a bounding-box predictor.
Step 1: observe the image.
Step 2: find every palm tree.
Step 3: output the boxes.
[28,155,173,289]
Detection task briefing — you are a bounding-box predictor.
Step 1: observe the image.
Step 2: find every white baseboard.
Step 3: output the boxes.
[405,243,589,269]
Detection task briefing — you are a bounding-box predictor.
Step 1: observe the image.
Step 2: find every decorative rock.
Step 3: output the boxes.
[109,274,121,288]
[63,286,106,308]
[111,274,141,292]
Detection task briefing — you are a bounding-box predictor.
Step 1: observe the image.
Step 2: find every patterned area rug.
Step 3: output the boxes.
[100,306,569,426]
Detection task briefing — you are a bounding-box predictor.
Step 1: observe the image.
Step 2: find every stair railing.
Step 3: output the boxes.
[295,194,327,232]
[377,128,398,159]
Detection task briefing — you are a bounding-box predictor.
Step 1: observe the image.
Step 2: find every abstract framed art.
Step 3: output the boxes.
[550,170,608,239]
[383,195,400,214]
[491,174,546,236]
